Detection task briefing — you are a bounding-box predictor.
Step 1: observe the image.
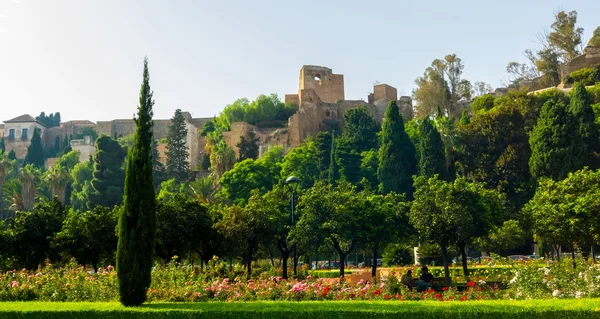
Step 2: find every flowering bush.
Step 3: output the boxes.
[505,258,600,299]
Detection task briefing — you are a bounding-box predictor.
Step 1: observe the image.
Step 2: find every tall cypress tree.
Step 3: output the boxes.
[152,139,165,189]
[314,131,332,180]
[377,101,417,198]
[165,109,189,182]
[529,99,578,181]
[328,131,339,184]
[417,118,449,180]
[0,138,5,154]
[569,82,600,169]
[24,128,45,168]
[117,57,157,306]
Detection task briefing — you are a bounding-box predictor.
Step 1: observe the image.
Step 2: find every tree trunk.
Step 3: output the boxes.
[280,249,290,279]
[459,242,469,280]
[441,242,451,286]
[572,248,576,269]
[371,244,378,278]
[339,252,347,279]
[592,245,595,262]
[246,244,253,279]
[270,253,275,268]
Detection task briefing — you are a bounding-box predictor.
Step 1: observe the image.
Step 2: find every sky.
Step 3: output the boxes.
[1,0,599,122]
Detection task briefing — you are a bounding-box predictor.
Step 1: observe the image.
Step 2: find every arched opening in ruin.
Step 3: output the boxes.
[314,74,321,81]
[325,110,330,117]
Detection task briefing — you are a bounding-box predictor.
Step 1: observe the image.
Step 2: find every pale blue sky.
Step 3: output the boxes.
[1,0,598,122]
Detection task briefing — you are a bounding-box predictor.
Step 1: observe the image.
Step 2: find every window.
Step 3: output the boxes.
[21,128,28,140]
[8,129,15,140]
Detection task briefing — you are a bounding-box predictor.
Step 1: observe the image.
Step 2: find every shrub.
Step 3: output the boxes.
[470,95,496,114]
[564,66,600,86]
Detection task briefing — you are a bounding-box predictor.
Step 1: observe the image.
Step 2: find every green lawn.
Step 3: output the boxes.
[0,299,599,318]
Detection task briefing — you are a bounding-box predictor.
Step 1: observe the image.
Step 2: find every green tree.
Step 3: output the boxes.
[43,150,79,204]
[205,131,236,184]
[24,128,44,168]
[219,147,282,205]
[152,139,166,188]
[70,160,93,212]
[20,164,41,211]
[417,118,448,180]
[459,110,470,125]
[377,101,417,198]
[237,131,260,161]
[155,193,211,262]
[295,183,368,278]
[470,95,495,114]
[0,137,6,154]
[456,105,534,211]
[5,198,66,269]
[569,83,600,169]
[280,140,319,189]
[410,176,500,285]
[364,191,409,277]
[589,26,600,47]
[88,135,126,209]
[529,99,580,181]
[328,131,339,184]
[313,131,332,180]
[117,57,157,306]
[524,168,600,263]
[548,10,584,62]
[342,107,380,152]
[7,150,16,161]
[52,206,118,271]
[335,136,362,184]
[165,109,189,183]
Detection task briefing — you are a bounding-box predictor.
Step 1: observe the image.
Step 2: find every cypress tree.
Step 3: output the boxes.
[459,110,470,125]
[24,128,45,168]
[328,131,339,184]
[8,150,16,160]
[314,131,332,180]
[417,118,449,180]
[117,57,157,306]
[165,109,189,182]
[0,138,5,154]
[152,139,165,188]
[54,135,61,156]
[569,82,600,169]
[377,101,417,198]
[529,99,579,181]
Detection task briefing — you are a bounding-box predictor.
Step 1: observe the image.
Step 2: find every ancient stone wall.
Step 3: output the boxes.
[560,46,600,80]
[299,65,344,103]
[398,96,414,120]
[373,84,397,102]
[285,94,299,105]
[4,139,30,159]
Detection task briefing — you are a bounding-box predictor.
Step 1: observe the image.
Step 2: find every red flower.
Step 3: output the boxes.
[384,294,390,300]
[442,287,448,291]
[373,289,381,295]
[322,285,331,296]
[466,281,476,287]
[434,293,441,299]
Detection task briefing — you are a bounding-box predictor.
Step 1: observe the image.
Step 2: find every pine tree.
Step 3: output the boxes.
[459,110,470,125]
[117,57,157,306]
[165,109,189,182]
[417,118,449,180]
[569,82,600,169]
[378,101,417,198]
[529,99,579,181]
[24,128,45,168]
[88,135,127,208]
[0,138,5,154]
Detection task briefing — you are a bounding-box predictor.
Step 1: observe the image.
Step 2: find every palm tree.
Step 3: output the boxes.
[189,176,215,203]
[0,153,14,213]
[205,131,236,186]
[44,163,72,203]
[20,164,41,211]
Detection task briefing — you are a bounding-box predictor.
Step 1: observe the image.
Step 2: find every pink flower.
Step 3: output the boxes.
[11,281,18,288]
[185,282,190,286]
[306,275,312,280]
[107,265,114,271]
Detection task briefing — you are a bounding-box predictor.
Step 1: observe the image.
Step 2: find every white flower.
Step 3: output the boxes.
[509,276,517,284]
[516,290,522,298]
[552,290,559,297]
[478,280,486,286]
[575,291,583,299]
[544,268,551,275]
[579,272,583,278]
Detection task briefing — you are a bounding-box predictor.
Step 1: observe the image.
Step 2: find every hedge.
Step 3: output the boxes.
[308,270,352,278]
[1,300,600,319]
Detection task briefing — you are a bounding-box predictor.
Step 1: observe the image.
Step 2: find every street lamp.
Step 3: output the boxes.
[285,175,299,277]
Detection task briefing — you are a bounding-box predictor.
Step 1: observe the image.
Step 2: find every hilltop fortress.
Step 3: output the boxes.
[2,65,412,167]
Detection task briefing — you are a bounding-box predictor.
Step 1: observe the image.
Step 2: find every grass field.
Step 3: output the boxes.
[0,299,599,318]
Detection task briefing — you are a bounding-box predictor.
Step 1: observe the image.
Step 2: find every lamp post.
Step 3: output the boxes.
[285,175,299,277]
